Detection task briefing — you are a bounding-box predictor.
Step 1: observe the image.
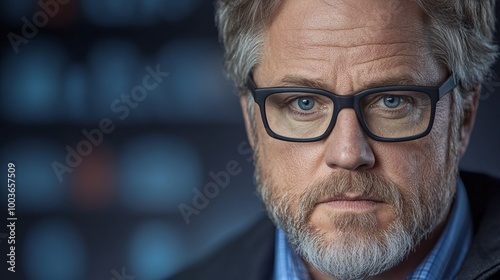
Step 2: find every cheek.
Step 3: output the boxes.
[254,112,323,194]
[430,101,454,163]
[259,140,323,194]
[374,139,443,193]
[374,97,453,189]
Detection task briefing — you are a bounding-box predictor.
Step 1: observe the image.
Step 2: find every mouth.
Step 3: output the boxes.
[320,193,384,212]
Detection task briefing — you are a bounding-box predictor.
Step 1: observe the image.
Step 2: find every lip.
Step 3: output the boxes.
[319,193,384,211]
[319,193,384,204]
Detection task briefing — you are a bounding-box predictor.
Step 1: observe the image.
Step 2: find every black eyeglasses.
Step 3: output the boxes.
[247,74,457,142]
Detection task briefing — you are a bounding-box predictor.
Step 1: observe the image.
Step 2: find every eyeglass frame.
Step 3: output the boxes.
[247,73,457,143]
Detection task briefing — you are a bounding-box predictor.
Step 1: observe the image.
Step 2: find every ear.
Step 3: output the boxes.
[458,85,481,158]
[240,95,257,149]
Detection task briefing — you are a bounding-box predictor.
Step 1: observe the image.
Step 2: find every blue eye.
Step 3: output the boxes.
[383,95,402,108]
[297,97,315,110]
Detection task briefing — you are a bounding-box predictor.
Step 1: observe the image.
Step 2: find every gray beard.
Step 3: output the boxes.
[284,210,415,280]
[256,169,454,280]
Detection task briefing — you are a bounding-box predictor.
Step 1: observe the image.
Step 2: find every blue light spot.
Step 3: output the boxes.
[156,39,237,122]
[63,64,88,122]
[129,220,185,280]
[119,135,202,212]
[0,139,66,212]
[87,40,139,119]
[1,39,67,123]
[24,219,86,280]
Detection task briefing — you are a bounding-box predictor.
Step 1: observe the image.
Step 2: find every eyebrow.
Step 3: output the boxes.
[277,75,423,93]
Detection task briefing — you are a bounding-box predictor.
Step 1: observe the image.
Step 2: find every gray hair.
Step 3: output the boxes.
[216,0,497,95]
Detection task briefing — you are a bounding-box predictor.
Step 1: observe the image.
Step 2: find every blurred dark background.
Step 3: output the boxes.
[0,1,499,280]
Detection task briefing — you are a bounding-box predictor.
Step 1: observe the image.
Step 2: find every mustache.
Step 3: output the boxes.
[296,172,404,222]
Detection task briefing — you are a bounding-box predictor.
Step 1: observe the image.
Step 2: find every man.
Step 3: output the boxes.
[171,0,500,279]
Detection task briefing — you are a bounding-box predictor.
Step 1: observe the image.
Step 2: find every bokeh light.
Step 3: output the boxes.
[1,139,67,212]
[1,39,67,123]
[24,219,86,280]
[119,134,202,212]
[63,64,88,122]
[72,145,116,210]
[87,39,141,121]
[129,220,186,280]
[156,39,238,122]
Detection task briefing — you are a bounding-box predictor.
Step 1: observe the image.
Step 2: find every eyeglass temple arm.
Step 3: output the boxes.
[439,74,457,99]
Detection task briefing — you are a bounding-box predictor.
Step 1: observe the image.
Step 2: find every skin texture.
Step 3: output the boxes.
[240,0,481,279]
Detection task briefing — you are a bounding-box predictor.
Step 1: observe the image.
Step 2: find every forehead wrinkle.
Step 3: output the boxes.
[282,38,423,71]
[279,76,330,89]
[301,25,418,35]
[259,0,440,93]
[353,52,421,68]
[303,41,417,51]
[289,27,422,50]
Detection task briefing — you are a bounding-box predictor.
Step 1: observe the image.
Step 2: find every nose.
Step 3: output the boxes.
[324,109,375,171]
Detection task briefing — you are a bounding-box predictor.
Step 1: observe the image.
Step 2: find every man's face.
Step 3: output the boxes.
[245,0,467,279]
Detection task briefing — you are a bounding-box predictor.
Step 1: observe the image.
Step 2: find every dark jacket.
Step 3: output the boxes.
[170,171,500,280]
